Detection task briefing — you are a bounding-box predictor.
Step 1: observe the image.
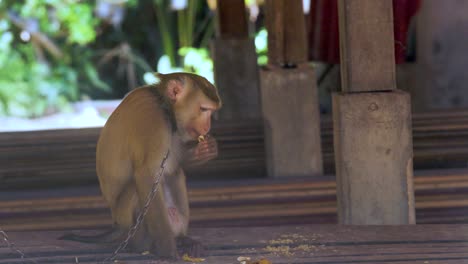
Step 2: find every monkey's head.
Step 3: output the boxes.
[158,72,222,142]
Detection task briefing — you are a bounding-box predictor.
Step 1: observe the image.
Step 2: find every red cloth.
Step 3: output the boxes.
[308,0,421,64]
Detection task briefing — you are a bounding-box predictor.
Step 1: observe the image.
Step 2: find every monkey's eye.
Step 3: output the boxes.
[200,107,209,112]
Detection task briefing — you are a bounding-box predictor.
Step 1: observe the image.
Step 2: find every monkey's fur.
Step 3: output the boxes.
[61,73,221,259]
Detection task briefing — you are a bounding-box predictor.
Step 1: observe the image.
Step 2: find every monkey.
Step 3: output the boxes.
[60,72,221,259]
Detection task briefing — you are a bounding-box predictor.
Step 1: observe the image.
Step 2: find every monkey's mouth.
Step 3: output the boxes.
[186,128,201,141]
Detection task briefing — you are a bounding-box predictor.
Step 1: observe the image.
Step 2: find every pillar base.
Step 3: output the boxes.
[211,38,261,121]
[332,90,415,224]
[260,65,323,177]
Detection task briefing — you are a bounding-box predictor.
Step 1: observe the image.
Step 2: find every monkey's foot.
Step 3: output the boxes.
[176,236,205,258]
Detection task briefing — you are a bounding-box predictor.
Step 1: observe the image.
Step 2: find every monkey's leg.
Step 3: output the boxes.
[166,169,205,257]
[134,166,178,259]
[112,182,137,229]
[111,182,152,252]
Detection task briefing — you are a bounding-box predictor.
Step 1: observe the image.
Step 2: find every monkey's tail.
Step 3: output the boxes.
[58,228,125,244]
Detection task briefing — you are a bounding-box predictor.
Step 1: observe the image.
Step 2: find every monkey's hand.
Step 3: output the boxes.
[185,136,218,168]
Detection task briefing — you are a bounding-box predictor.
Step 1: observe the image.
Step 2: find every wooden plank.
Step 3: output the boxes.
[3,169,468,212]
[265,0,308,65]
[3,225,468,263]
[5,111,468,188]
[333,90,415,224]
[338,0,396,92]
[215,0,248,39]
[3,168,468,231]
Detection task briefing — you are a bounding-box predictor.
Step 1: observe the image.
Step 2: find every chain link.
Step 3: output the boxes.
[101,149,170,263]
[0,230,38,264]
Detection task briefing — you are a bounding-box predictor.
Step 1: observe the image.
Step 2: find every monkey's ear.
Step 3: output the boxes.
[167,80,184,101]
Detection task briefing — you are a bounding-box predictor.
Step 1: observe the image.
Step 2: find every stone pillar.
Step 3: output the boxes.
[211,0,261,121]
[260,0,323,177]
[333,0,415,224]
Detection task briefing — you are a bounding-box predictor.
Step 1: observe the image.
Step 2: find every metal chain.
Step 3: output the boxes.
[0,230,38,264]
[101,149,170,263]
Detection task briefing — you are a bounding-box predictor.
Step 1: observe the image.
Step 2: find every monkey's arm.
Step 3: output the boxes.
[165,170,204,257]
[183,136,218,168]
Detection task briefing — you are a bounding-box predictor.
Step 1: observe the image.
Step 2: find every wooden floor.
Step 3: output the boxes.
[3,111,468,262]
[2,168,468,232]
[2,169,468,263]
[2,225,468,263]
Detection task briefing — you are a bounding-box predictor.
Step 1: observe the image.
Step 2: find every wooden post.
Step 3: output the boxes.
[265,0,308,65]
[338,0,396,92]
[215,0,248,39]
[260,0,323,177]
[211,0,261,120]
[333,0,415,224]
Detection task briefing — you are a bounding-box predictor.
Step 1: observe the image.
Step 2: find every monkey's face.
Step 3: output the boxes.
[170,79,220,143]
[177,93,218,142]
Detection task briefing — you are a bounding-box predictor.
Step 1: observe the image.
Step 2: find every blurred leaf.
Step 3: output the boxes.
[56,3,97,45]
[0,89,9,114]
[84,63,111,92]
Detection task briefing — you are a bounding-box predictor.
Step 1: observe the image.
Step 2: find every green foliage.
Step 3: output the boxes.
[17,0,98,45]
[0,0,267,118]
[0,44,76,117]
[152,0,268,83]
[255,28,268,65]
[152,0,216,82]
[180,47,213,82]
[0,0,105,117]
[156,47,214,83]
[55,3,97,45]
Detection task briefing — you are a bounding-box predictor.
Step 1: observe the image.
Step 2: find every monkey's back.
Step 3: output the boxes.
[96,86,172,206]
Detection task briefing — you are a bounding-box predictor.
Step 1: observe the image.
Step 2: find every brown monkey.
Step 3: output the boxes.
[61,72,221,259]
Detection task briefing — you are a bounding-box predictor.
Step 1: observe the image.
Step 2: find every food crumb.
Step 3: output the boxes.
[265,245,293,256]
[182,254,205,263]
[237,257,273,264]
[268,239,294,245]
[296,244,315,252]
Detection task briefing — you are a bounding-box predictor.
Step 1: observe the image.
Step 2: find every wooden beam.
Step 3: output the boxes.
[215,0,248,39]
[265,0,308,66]
[338,0,396,92]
